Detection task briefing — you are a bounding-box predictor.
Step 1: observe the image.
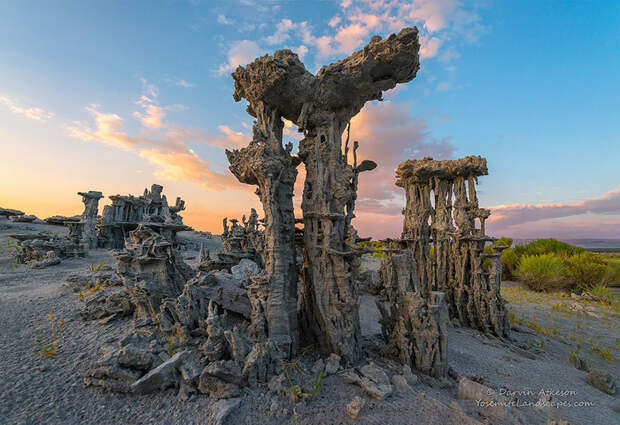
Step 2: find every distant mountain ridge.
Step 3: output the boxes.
[512,238,620,250]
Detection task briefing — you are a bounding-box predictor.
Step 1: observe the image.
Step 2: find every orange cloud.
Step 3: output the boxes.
[66,83,252,192]
[0,94,54,121]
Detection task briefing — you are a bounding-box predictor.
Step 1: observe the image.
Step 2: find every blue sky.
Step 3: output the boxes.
[1,0,619,238]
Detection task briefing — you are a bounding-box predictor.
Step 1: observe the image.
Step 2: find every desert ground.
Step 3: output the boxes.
[0,218,617,425]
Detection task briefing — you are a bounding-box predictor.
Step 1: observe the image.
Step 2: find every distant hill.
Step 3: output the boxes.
[513,238,620,251]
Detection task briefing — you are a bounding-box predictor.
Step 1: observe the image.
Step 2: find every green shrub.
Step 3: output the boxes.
[516,254,569,291]
[588,284,617,304]
[604,258,620,285]
[496,236,513,247]
[514,238,585,258]
[565,252,606,291]
[501,247,519,280]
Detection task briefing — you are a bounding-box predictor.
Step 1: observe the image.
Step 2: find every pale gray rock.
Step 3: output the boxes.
[377,247,448,377]
[344,363,393,400]
[346,396,366,419]
[587,369,616,395]
[230,259,260,282]
[396,156,509,337]
[391,374,410,391]
[205,360,243,386]
[210,398,241,425]
[117,343,154,370]
[325,353,341,375]
[130,350,190,394]
[231,27,421,363]
[81,287,134,320]
[78,190,103,249]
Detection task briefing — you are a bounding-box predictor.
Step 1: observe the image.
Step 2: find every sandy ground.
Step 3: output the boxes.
[0,219,618,425]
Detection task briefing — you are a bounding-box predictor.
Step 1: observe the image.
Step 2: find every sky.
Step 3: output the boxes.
[1,0,619,239]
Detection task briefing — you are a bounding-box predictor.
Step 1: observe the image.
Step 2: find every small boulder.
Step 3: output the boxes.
[231,259,260,282]
[210,398,241,425]
[391,374,410,391]
[325,353,341,375]
[131,350,190,394]
[346,396,366,419]
[205,360,243,385]
[117,343,154,370]
[344,363,393,400]
[587,369,616,395]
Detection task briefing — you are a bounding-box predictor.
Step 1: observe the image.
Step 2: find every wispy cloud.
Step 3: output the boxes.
[218,40,262,74]
[488,187,620,228]
[0,94,54,121]
[66,81,250,191]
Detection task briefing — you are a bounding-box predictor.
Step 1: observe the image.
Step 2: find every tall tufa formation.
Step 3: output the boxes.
[231,27,421,362]
[226,101,301,358]
[78,191,103,249]
[396,156,509,337]
[376,244,448,377]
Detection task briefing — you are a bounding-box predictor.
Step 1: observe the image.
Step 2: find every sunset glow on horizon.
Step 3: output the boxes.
[1,1,618,239]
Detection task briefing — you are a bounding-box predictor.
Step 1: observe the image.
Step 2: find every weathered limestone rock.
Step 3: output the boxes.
[210,398,242,425]
[587,369,616,395]
[202,216,263,273]
[376,248,448,377]
[231,28,420,363]
[78,191,103,249]
[115,225,194,318]
[100,184,189,249]
[9,233,72,267]
[0,207,25,218]
[227,83,301,359]
[81,287,134,320]
[344,362,393,400]
[230,258,260,283]
[44,215,80,226]
[346,396,366,419]
[395,156,509,337]
[9,214,37,223]
[131,350,191,394]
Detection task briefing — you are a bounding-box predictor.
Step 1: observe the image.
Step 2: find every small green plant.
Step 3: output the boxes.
[590,342,615,364]
[87,262,106,274]
[78,279,108,300]
[516,254,569,291]
[284,361,326,403]
[40,313,65,356]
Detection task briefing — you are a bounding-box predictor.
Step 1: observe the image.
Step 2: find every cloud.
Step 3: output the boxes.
[67,105,138,150]
[67,82,246,191]
[339,100,455,238]
[133,95,166,129]
[218,40,262,74]
[0,94,54,121]
[349,100,455,202]
[487,187,620,228]
[175,79,194,88]
[264,18,296,45]
[217,14,233,25]
[139,148,236,191]
[419,36,441,59]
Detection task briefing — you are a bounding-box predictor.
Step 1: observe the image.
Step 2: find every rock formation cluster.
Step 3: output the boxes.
[230,26,420,363]
[395,156,509,337]
[100,184,189,249]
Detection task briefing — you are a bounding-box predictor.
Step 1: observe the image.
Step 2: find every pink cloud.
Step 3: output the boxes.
[487,187,620,229]
[348,101,455,202]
